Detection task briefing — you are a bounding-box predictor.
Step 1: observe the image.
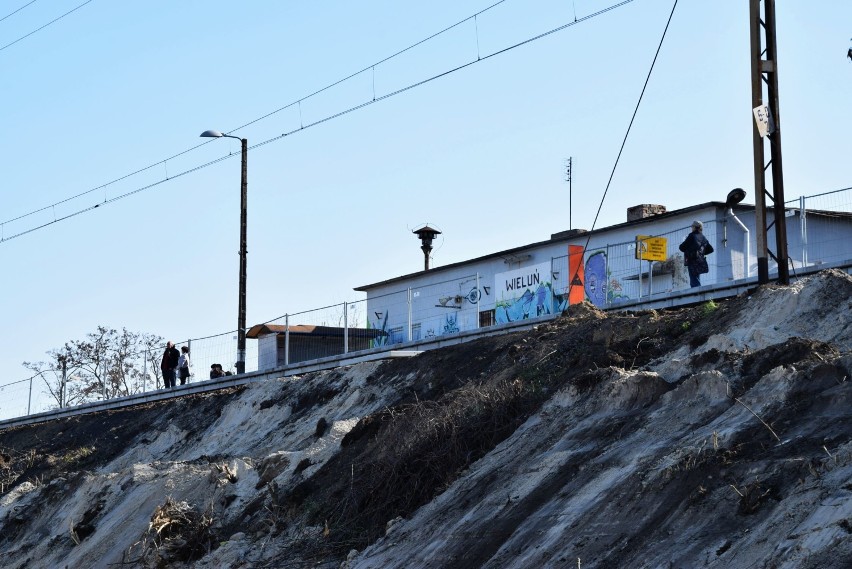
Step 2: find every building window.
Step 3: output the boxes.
[411,323,421,341]
[479,309,495,328]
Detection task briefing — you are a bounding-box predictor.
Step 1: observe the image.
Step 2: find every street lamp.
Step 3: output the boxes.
[200,129,248,375]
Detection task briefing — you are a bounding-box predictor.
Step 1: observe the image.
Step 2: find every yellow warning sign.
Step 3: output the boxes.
[635,235,668,262]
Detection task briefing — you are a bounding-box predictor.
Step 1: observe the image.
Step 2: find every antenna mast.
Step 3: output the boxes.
[565,157,573,230]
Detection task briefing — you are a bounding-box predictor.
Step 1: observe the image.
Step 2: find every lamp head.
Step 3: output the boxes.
[200,130,224,138]
[726,188,747,207]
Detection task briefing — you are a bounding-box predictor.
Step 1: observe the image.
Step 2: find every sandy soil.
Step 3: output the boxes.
[1,270,850,568]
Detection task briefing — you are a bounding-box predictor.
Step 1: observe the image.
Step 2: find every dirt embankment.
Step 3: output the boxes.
[1,270,851,568]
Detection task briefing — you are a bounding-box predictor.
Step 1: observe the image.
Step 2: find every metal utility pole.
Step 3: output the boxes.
[200,130,249,374]
[749,0,789,285]
[237,137,248,374]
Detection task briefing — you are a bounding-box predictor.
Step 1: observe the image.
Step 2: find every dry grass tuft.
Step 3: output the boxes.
[129,497,218,566]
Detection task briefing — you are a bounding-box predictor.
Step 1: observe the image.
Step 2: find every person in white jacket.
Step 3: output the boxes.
[178,346,192,385]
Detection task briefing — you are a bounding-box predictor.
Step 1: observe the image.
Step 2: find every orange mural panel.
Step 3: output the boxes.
[568,245,585,305]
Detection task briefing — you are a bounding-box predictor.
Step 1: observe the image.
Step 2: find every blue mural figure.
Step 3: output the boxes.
[442,313,460,334]
[369,311,390,347]
[534,283,550,316]
[553,292,568,314]
[584,251,608,308]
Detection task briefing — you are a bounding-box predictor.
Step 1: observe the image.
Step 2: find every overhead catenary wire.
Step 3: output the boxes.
[0,0,39,24]
[0,0,510,229]
[0,0,635,242]
[0,0,93,52]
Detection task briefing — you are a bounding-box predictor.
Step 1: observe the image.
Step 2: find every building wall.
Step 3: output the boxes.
[364,206,724,343]
[362,205,852,344]
[258,334,278,371]
[717,208,846,278]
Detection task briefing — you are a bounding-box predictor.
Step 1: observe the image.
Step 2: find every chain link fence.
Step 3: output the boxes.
[794,188,852,269]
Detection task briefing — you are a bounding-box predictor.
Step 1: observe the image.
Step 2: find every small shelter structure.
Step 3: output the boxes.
[247,323,387,370]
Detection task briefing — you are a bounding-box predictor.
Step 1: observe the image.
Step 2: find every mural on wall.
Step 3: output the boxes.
[583,250,631,307]
[552,244,587,312]
[442,313,460,334]
[584,251,608,307]
[568,245,586,305]
[494,262,555,324]
[459,277,490,307]
[367,310,390,347]
[553,292,569,314]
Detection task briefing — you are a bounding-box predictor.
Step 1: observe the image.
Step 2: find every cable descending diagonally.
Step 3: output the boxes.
[569,0,679,293]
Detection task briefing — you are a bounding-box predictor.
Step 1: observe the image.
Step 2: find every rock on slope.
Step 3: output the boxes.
[1,270,850,568]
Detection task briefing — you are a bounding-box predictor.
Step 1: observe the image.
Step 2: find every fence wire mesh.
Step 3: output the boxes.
[362,289,412,346]
[410,274,480,340]
[586,221,721,307]
[796,189,852,268]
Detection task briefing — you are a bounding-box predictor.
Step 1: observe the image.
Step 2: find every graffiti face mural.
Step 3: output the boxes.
[584,251,608,307]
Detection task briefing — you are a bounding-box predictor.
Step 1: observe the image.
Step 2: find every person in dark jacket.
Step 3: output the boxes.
[161,341,180,388]
[679,220,714,288]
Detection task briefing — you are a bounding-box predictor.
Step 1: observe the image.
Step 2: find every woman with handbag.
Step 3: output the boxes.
[679,220,714,288]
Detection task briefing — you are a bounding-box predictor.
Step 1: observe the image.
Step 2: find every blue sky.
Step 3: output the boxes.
[1,0,850,398]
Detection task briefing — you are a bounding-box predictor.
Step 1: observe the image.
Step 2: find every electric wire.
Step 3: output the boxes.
[1,0,509,229]
[0,0,93,52]
[230,0,511,134]
[0,0,39,24]
[569,0,679,291]
[0,0,636,245]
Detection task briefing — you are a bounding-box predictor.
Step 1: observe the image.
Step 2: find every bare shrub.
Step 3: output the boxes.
[129,498,218,566]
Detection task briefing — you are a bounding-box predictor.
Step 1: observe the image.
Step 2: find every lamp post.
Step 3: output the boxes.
[201,129,248,374]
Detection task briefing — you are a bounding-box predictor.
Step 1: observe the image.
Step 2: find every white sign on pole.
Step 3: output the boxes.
[752,104,775,138]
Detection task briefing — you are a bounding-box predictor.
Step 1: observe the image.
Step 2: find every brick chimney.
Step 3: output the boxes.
[627,204,667,222]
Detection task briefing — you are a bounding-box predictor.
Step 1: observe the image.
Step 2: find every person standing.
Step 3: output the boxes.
[161,341,180,389]
[679,220,714,288]
[178,345,191,385]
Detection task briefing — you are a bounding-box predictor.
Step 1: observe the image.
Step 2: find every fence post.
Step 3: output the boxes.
[476,272,481,329]
[61,358,67,408]
[800,195,807,267]
[605,245,611,307]
[27,375,33,415]
[343,302,349,354]
[649,261,654,296]
[285,314,290,366]
[637,240,643,300]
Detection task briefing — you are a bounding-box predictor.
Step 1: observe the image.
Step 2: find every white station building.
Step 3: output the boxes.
[353,198,852,346]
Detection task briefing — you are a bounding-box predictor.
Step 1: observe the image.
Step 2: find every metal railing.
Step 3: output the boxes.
[2,187,849,422]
